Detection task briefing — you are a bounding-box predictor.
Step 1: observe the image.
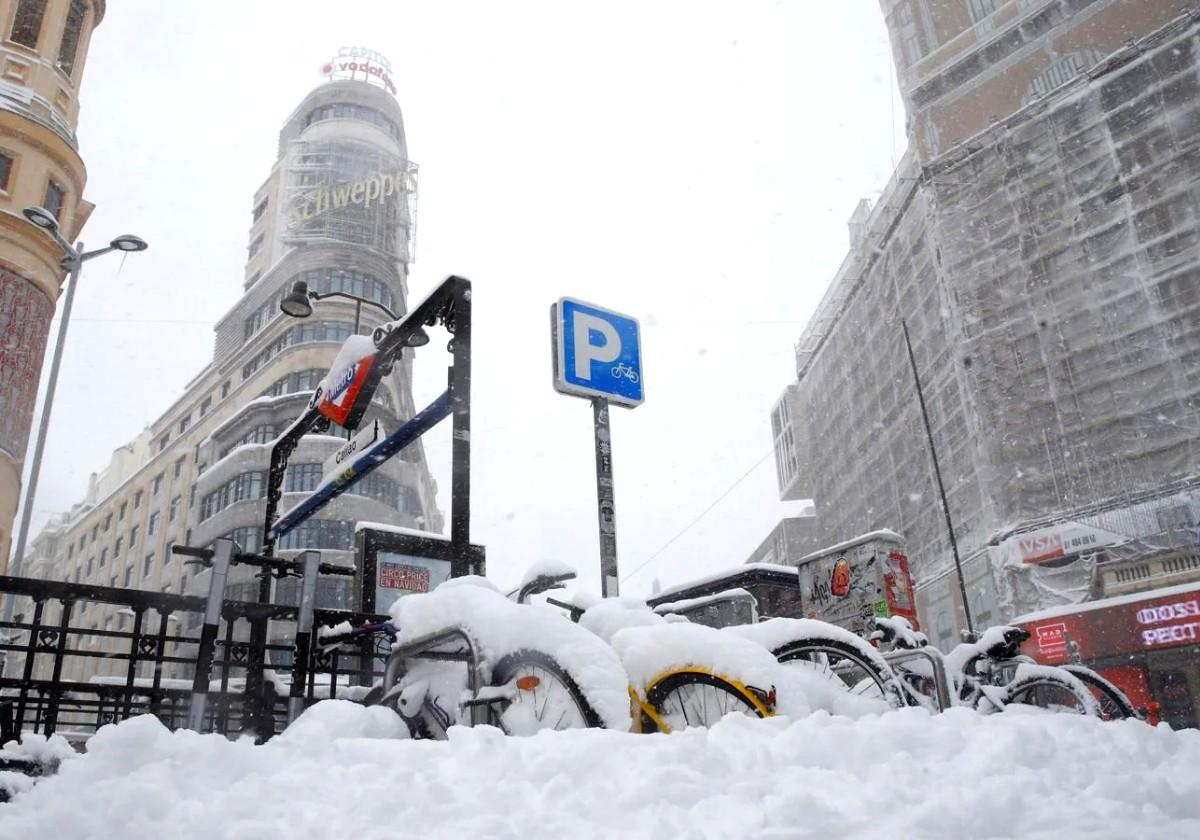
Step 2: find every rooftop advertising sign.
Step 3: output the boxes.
[321,47,396,95]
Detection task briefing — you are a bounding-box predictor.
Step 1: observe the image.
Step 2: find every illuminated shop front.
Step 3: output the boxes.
[1015,583,1200,729]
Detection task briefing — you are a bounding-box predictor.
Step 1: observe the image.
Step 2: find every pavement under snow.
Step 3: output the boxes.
[2,702,1199,839]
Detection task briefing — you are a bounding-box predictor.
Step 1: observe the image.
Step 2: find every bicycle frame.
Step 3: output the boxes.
[378,626,489,727]
[880,647,953,712]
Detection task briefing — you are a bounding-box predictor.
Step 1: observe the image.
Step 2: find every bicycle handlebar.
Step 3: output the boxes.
[318,621,398,648]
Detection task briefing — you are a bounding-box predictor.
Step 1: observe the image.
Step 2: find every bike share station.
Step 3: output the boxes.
[176,274,486,736]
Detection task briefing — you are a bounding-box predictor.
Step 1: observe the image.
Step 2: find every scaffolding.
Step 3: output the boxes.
[778,13,1200,618]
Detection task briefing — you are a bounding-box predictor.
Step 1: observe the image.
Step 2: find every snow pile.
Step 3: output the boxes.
[578,597,664,643]
[0,732,78,799]
[388,576,631,731]
[5,707,1200,837]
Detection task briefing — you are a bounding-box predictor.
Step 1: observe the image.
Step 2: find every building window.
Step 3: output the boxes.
[99,548,107,568]
[43,180,64,220]
[67,543,73,560]
[277,519,355,551]
[119,501,127,520]
[0,153,12,192]
[78,534,85,551]
[178,414,191,434]
[248,234,264,258]
[303,103,404,144]
[103,513,111,531]
[261,368,326,398]
[199,396,211,417]
[1024,51,1105,102]
[90,525,98,542]
[200,471,267,521]
[124,565,133,587]
[143,552,154,579]
[895,4,924,67]
[968,0,1002,23]
[221,381,231,398]
[130,525,139,546]
[174,456,186,480]
[148,511,160,536]
[86,557,93,576]
[169,496,181,522]
[156,433,170,453]
[134,490,143,509]
[115,536,123,556]
[9,0,46,49]
[285,463,323,493]
[152,473,163,495]
[252,198,268,222]
[56,0,86,76]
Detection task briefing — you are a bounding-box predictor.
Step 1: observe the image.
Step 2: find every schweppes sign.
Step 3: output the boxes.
[288,166,417,227]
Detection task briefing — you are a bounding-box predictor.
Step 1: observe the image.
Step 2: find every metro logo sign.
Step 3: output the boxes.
[314,348,381,431]
[1019,533,1064,564]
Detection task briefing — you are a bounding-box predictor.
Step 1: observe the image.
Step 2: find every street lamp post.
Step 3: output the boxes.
[280,279,418,337]
[3,207,147,621]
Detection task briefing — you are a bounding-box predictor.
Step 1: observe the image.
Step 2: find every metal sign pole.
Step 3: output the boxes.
[287,550,321,725]
[592,397,619,597]
[188,538,233,732]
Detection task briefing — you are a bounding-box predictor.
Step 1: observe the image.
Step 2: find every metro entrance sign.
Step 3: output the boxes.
[551,298,644,598]
[552,298,644,407]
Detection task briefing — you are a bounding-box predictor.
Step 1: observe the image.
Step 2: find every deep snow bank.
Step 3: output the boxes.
[3,703,1200,839]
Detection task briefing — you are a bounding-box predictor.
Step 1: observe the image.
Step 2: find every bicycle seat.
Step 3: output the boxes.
[979,626,1030,660]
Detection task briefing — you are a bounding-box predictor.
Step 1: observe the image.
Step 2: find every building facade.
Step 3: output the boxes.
[0,0,104,572]
[772,3,1200,653]
[17,69,443,682]
[882,0,1196,160]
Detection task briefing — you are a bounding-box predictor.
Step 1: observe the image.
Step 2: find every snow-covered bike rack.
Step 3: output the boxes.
[880,647,953,712]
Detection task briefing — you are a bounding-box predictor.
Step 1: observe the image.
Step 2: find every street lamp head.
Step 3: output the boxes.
[110,235,148,252]
[23,206,60,233]
[280,280,314,318]
[404,327,431,348]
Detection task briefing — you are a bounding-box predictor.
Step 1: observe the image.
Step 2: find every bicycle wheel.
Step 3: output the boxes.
[641,669,767,733]
[773,638,902,707]
[1060,665,1139,721]
[1003,671,1096,715]
[490,649,604,735]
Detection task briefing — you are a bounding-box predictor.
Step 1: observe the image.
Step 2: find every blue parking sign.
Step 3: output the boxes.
[552,297,644,407]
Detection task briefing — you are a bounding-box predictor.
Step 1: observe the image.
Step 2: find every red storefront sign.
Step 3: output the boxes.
[1017,585,1200,665]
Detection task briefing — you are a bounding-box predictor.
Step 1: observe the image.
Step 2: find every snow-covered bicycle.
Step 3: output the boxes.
[870,619,1101,716]
[318,568,631,737]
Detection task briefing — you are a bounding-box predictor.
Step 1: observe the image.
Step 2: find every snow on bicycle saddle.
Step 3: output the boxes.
[977,625,1030,661]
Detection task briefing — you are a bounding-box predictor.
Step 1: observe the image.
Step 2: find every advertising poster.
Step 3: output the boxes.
[374,551,452,613]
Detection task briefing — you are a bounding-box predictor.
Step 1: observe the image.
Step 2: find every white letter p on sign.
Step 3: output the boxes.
[573,313,621,380]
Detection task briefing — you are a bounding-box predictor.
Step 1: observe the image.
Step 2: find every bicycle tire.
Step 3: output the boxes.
[363,677,446,739]
[642,670,766,733]
[1061,664,1139,721]
[490,649,604,734]
[1002,670,1097,716]
[773,637,902,707]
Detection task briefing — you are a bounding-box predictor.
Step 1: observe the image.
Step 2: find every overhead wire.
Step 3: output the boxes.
[620,446,777,585]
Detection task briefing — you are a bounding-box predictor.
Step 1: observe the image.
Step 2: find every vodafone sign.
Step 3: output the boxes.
[320,47,397,95]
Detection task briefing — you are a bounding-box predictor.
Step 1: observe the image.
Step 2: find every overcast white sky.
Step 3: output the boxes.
[21,1,906,595]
